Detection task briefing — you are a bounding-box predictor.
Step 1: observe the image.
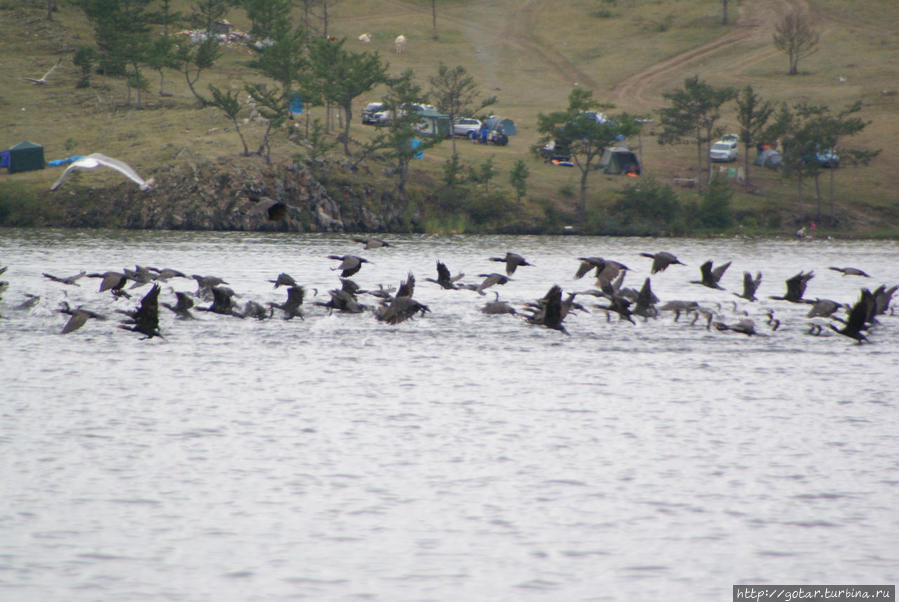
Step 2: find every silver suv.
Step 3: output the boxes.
[452,118,482,138]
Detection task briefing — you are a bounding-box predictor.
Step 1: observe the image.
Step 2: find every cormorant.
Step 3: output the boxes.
[327,255,370,278]
[639,251,685,274]
[489,252,533,275]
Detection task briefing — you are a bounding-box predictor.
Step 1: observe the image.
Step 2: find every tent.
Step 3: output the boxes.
[484,116,516,136]
[415,108,450,138]
[599,147,640,175]
[4,141,45,174]
[754,148,782,169]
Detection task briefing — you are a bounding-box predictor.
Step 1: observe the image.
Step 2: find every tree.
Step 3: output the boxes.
[657,75,735,193]
[721,0,729,25]
[773,11,819,76]
[375,70,443,195]
[510,159,529,201]
[783,102,880,224]
[208,85,252,156]
[431,0,438,39]
[174,37,221,106]
[249,21,307,113]
[308,37,388,155]
[428,63,496,156]
[535,88,639,225]
[75,0,156,108]
[735,85,774,188]
[245,83,289,163]
[240,0,293,40]
[191,0,229,34]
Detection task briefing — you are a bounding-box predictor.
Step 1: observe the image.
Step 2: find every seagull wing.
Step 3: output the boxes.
[51,157,100,191]
[89,154,151,189]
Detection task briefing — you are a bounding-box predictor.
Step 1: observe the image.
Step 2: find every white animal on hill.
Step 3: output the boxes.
[358,33,371,43]
[23,57,62,85]
[394,34,407,54]
[50,153,154,191]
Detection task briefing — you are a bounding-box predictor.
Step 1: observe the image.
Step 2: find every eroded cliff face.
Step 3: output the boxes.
[51,154,416,233]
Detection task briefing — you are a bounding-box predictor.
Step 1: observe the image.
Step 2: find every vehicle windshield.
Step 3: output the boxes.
[712,143,731,150]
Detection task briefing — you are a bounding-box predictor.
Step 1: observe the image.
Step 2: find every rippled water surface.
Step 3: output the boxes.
[2,228,898,601]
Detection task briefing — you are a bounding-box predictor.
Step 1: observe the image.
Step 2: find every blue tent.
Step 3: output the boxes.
[484,117,516,136]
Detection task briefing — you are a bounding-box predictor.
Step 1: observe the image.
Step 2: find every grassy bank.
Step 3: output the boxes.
[1,0,897,236]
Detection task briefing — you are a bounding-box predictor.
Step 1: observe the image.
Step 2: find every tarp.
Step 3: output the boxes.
[5,141,45,173]
[754,148,782,169]
[599,147,640,175]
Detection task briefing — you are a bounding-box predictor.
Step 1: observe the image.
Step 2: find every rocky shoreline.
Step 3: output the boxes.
[45,153,414,233]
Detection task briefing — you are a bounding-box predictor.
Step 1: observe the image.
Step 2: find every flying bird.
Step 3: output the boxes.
[736,271,762,302]
[42,271,86,286]
[23,57,62,85]
[352,237,392,249]
[639,251,685,274]
[327,255,369,278]
[489,252,533,275]
[425,260,465,290]
[51,153,154,191]
[692,260,731,290]
[829,266,870,278]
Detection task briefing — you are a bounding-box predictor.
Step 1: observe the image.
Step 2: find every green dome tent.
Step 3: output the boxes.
[3,141,45,174]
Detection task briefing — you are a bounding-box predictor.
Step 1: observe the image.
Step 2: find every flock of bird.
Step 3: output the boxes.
[1,237,895,343]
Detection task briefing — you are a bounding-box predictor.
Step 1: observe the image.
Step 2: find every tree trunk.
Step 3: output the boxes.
[743,143,751,188]
[578,167,589,227]
[828,167,835,223]
[813,173,822,222]
[722,0,728,25]
[432,0,438,39]
[695,127,704,193]
[342,105,352,155]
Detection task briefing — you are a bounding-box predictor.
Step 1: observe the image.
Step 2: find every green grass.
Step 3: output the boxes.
[1,0,897,235]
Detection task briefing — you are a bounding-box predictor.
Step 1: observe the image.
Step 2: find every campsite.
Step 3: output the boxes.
[0,0,897,235]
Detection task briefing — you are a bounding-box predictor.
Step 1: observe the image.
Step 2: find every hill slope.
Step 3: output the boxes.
[1,0,897,235]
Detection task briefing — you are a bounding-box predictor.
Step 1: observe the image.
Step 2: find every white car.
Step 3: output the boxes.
[362,102,388,125]
[452,118,481,138]
[709,139,738,162]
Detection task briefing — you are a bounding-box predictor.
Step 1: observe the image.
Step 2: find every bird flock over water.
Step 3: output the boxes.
[1,238,895,343]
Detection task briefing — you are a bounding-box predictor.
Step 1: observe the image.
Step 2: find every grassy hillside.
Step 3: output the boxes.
[1,0,897,235]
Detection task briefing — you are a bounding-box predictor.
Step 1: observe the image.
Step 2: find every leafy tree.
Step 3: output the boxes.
[307,37,388,155]
[657,75,735,192]
[208,84,251,156]
[246,82,289,163]
[375,70,443,195]
[781,102,880,223]
[697,175,733,229]
[249,22,307,111]
[191,0,230,33]
[510,159,529,201]
[535,88,639,225]
[735,85,775,188]
[605,176,683,235]
[240,0,293,40]
[777,103,823,220]
[773,11,819,76]
[174,36,221,106]
[472,156,497,194]
[428,63,496,155]
[76,0,156,107]
[73,45,97,88]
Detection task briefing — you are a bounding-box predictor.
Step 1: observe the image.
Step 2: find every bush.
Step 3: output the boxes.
[697,175,734,229]
[600,176,685,235]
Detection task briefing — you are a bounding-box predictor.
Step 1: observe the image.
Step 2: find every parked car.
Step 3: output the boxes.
[362,102,388,125]
[452,118,481,138]
[816,148,840,168]
[709,139,738,162]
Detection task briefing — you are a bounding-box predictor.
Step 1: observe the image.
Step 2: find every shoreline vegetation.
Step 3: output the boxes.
[1,0,897,238]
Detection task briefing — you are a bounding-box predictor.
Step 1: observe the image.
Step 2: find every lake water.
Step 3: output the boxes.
[2,228,898,601]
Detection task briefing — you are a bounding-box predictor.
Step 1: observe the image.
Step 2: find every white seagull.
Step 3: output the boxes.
[51,153,154,191]
[23,57,62,85]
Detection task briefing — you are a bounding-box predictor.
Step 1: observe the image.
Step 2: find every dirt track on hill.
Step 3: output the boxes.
[610,0,809,110]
